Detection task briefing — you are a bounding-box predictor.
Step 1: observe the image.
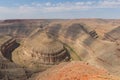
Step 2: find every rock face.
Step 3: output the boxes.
[33,61,120,80]
[1,38,20,61]
[46,22,120,76]
[104,26,120,42]
[12,32,70,71]
[0,36,27,80]
[0,19,49,38]
[0,19,120,79]
[0,59,27,80]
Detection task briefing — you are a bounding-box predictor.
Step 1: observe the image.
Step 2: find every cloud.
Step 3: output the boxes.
[97,0,120,8]
[1,0,120,13]
[0,0,120,19]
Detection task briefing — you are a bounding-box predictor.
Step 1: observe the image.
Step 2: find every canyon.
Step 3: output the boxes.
[0,19,120,80]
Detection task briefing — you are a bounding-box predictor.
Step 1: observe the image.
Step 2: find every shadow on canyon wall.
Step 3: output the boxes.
[48,24,62,38]
[65,24,84,40]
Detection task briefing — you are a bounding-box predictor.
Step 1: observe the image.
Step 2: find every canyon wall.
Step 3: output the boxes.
[0,19,120,79]
[0,36,27,80]
[46,21,120,76]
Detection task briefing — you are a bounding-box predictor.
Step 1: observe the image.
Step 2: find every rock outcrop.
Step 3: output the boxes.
[0,19,120,79]
[33,61,120,80]
[0,36,27,80]
[0,59,27,80]
[1,38,20,61]
[0,19,49,38]
[12,32,70,71]
[46,22,120,76]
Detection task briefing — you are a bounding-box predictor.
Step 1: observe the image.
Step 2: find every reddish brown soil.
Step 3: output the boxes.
[34,61,120,80]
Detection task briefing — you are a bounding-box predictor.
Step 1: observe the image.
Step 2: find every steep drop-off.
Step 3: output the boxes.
[0,36,27,80]
[0,19,120,79]
[32,61,120,80]
[45,21,120,76]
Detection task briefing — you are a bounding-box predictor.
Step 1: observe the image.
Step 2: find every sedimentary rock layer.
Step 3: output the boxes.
[0,36,27,80]
[12,32,70,71]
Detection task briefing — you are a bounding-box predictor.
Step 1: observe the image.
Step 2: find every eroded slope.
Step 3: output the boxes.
[33,61,120,80]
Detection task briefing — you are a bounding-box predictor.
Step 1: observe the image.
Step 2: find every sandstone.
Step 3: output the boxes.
[12,32,70,71]
[33,61,120,80]
[0,19,120,79]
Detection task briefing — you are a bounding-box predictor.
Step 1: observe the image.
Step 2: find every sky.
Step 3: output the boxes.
[0,0,120,19]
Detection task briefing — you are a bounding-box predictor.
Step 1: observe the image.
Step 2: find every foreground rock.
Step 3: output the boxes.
[33,61,120,80]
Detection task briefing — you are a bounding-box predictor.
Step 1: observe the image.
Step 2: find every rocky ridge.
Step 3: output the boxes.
[0,19,120,79]
[33,61,120,80]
